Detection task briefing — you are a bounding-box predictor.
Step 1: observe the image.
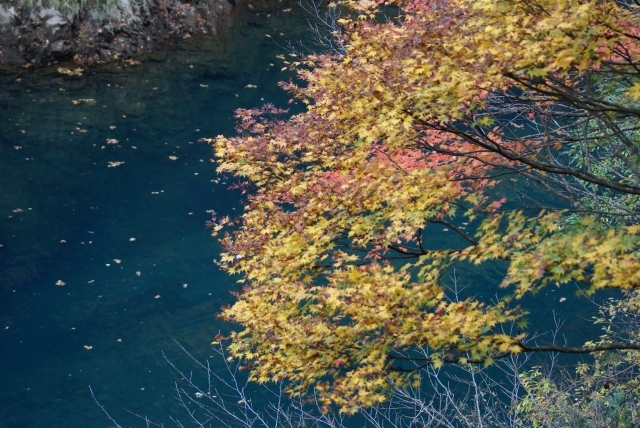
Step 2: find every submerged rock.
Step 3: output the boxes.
[0,0,233,68]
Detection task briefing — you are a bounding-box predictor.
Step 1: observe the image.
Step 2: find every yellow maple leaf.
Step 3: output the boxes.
[626,82,640,100]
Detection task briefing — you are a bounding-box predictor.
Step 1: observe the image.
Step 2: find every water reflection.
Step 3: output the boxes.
[0,2,308,426]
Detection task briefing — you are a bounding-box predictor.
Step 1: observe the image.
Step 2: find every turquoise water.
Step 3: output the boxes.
[0,3,616,426]
[0,3,309,426]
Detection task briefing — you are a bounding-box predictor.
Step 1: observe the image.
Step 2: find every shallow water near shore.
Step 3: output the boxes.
[0,3,614,427]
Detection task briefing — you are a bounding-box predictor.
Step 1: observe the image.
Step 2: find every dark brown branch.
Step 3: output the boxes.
[387,342,640,371]
[429,219,479,246]
[518,342,640,354]
[429,120,640,196]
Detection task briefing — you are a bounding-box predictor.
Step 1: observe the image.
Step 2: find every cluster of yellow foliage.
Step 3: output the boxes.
[208,0,640,413]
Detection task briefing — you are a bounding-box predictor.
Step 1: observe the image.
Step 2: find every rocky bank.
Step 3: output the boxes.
[0,0,233,68]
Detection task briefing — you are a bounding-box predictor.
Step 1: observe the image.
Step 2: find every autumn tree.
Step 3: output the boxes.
[206,0,640,413]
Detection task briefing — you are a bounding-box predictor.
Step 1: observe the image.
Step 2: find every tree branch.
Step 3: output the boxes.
[387,342,640,371]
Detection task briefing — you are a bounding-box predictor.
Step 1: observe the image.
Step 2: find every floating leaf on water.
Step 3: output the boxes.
[58,67,84,76]
[55,280,65,286]
[71,98,95,105]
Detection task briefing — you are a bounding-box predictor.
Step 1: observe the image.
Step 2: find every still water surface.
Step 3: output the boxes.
[0,3,308,426]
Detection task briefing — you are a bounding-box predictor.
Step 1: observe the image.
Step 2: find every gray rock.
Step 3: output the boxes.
[45,15,67,28]
[0,6,18,29]
[98,48,113,62]
[0,0,233,67]
[49,39,64,52]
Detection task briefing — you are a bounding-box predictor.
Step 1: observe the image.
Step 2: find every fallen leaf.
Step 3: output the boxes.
[72,98,95,105]
[58,67,84,76]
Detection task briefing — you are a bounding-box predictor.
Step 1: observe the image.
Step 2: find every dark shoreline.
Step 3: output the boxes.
[0,0,233,69]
